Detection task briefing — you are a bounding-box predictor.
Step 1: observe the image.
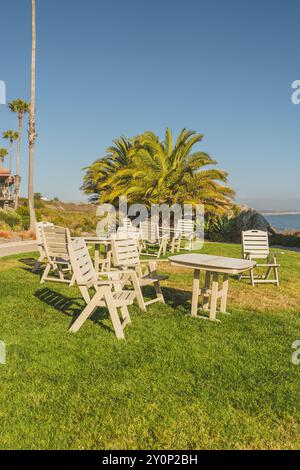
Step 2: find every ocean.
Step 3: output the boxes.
[264,214,300,232]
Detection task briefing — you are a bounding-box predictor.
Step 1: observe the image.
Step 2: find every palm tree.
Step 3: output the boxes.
[0,148,8,168]
[82,136,137,203]
[8,98,29,208]
[83,128,235,216]
[28,0,37,230]
[2,130,19,172]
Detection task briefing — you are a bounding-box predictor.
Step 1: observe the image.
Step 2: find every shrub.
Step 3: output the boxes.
[270,233,300,248]
[0,211,22,229]
[16,205,42,230]
[16,206,30,229]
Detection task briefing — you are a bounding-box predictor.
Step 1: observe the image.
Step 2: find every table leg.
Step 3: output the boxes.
[191,269,200,317]
[209,272,219,321]
[220,274,229,314]
[203,271,211,311]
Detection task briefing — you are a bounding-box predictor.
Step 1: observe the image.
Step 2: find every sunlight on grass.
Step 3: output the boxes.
[0,243,300,449]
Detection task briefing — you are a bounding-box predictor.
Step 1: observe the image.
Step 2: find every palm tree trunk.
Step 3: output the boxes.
[28,0,37,231]
[9,140,13,172]
[14,114,22,209]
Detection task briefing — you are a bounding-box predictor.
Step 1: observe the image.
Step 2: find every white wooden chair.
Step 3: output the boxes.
[40,225,75,285]
[111,238,168,310]
[32,221,54,272]
[241,230,281,287]
[171,219,195,253]
[68,238,136,339]
[139,220,168,258]
[115,225,141,241]
[120,217,133,229]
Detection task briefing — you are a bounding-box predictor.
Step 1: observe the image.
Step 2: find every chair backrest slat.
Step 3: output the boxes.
[115,226,140,240]
[35,221,54,245]
[121,218,133,229]
[111,239,140,267]
[42,225,71,259]
[176,219,194,236]
[68,238,97,287]
[242,230,269,259]
[140,220,159,241]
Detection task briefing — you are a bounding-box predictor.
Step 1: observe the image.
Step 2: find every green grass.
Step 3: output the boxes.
[1,242,300,449]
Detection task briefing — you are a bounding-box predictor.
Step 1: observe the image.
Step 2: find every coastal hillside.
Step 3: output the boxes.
[0,198,98,239]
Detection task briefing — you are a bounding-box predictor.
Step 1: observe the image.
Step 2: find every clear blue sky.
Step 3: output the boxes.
[0,0,299,210]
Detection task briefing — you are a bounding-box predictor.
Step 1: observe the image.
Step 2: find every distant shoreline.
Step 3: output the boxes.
[261,211,300,216]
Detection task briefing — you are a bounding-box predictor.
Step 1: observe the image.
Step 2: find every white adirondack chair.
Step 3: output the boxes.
[171,219,195,253]
[139,220,168,258]
[32,221,54,272]
[68,238,136,339]
[241,230,281,286]
[111,238,168,310]
[40,225,75,285]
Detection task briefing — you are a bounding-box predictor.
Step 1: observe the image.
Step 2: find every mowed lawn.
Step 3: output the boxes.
[0,242,300,450]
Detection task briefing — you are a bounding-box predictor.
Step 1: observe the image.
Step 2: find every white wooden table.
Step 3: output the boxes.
[169,254,256,322]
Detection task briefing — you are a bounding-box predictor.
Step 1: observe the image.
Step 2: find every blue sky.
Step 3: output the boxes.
[0,0,299,210]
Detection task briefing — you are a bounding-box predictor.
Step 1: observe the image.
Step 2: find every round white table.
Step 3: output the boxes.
[169,254,256,322]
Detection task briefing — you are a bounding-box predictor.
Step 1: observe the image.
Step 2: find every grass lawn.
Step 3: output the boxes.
[0,242,300,450]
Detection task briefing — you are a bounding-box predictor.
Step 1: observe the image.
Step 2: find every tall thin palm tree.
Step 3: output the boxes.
[2,130,19,172]
[28,0,37,231]
[0,148,8,168]
[8,98,29,208]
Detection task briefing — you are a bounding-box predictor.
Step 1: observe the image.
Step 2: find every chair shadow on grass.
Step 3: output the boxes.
[139,285,192,311]
[34,287,114,334]
[18,257,43,276]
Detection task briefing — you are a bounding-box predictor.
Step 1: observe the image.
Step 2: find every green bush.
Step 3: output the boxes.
[16,206,30,229]
[270,233,300,248]
[0,211,22,229]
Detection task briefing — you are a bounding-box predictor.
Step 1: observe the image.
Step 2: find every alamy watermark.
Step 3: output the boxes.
[0,341,6,365]
[0,80,6,104]
[96,197,205,250]
[291,80,300,104]
[291,340,300,365]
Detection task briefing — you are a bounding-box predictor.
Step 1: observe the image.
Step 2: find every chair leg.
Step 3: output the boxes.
[32,254,44,273]
[162,238,167,256]
[40,263,51,283]
[79,285,91,304]
[120,305,131,326]
[57,264,65,281]
[69,293,100,333]
[69,273,76,287]
[154,280,164,303]
[103,288,125,340]
[250,269,255,287]
[129,271,146,311]
[274,266,280,287]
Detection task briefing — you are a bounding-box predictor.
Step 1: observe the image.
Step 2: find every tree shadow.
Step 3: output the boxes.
[34,287,114,334]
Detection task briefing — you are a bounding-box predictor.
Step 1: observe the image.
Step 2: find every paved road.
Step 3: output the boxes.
[0,241,38,258]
